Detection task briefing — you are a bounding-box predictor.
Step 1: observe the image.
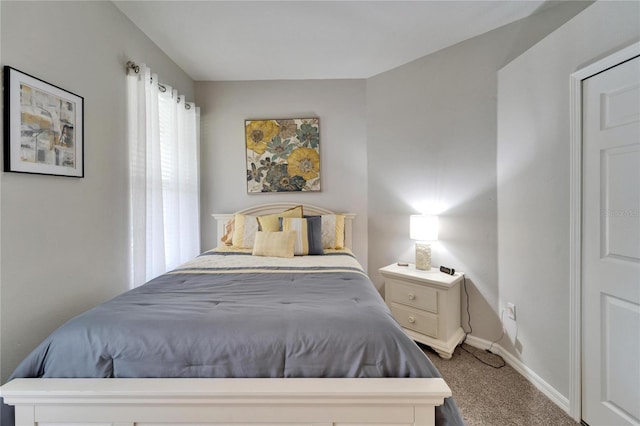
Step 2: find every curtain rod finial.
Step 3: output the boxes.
[126,61,140,74]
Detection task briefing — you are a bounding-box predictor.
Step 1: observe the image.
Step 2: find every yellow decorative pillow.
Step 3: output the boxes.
[231,214,260,248]
[257,205,304,232]
[321,214,345,249]
[252,231,296,258]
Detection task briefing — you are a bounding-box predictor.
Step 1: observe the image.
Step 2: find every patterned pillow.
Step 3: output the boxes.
[252,231,296,258]
[231,214,259,248]
[320,214,345,249]
[281,216,324,255]
[220,218,235,246]
[257,205,304,232]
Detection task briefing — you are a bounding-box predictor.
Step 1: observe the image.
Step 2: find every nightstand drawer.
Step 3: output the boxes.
[388,279,438,313]
[390,303,439,338]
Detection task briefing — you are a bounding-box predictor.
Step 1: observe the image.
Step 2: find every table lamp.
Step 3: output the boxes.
[410,215,439,270]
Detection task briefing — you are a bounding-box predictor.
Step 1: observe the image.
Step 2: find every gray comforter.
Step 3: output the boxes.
[4,251,464,425]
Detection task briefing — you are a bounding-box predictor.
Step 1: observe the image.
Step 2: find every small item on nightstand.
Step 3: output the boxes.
[397,262,409,267]
[439,265,455,275]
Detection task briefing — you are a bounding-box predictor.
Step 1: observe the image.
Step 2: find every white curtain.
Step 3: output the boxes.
[127,64,200,288]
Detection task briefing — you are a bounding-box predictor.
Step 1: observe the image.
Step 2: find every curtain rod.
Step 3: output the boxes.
[126,61,192,110]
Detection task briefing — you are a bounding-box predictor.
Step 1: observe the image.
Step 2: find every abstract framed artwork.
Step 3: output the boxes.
[3,66,84,177]
[245,118,320,193]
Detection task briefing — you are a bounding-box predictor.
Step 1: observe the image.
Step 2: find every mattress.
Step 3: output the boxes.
[4,250,464,425]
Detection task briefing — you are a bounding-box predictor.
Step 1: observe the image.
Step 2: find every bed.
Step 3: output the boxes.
[0,203,463,426]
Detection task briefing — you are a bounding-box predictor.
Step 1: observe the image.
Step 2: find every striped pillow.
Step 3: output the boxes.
[252,231,296,258]
[281,216,324,255]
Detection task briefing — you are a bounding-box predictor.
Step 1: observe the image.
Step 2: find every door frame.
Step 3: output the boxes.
[568,41,640,422]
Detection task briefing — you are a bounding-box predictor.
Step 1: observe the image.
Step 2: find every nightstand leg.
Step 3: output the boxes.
[435,349,453,359]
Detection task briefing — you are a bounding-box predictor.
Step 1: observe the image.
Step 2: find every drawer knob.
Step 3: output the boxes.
[408,293,416,300]
[408,316,416,324]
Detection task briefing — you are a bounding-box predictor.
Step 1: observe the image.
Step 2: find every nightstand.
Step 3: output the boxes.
[379,263,465,359]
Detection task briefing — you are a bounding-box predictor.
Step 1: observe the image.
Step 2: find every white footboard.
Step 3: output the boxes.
[1,377,451,426]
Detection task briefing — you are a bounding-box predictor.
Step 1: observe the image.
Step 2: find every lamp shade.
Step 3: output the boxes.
[410,215,439,241]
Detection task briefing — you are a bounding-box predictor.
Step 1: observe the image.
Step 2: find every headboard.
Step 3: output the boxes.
[212,203,356,250]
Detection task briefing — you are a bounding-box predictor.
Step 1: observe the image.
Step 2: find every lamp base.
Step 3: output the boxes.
[415,242,432,270]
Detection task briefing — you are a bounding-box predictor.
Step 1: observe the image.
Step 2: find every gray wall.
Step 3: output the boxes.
[365,1,592,346]
[195,80,368,268]
[0,1,194,382]
[498,0,640,399]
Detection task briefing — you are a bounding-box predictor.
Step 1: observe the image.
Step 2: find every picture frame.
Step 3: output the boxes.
[3,66,84,178]
[245,118,320,193]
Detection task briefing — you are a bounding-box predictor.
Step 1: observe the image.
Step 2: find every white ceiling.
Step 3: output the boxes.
[114,1,547,81]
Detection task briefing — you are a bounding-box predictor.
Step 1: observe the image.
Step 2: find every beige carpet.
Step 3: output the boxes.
[423,343,578,426]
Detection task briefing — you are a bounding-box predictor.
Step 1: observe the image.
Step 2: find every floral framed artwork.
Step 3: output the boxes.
[3,66,84,177]
[245,118,320,193]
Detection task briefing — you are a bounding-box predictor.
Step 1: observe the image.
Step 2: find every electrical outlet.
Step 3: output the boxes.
[506,303,516,321]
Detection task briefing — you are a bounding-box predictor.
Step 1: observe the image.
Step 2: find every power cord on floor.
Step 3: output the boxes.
[458,275,506,369]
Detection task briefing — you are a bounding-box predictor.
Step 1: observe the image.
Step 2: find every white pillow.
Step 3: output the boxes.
[231,214,259,248]
[320,214,345,249]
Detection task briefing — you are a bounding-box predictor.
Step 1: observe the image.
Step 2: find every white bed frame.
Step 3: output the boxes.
[0,203,452,426]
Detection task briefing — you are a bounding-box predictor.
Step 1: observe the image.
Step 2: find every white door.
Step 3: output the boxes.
[582,55,640,426]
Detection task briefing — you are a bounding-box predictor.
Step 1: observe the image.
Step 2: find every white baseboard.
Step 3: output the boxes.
[462,334,570,415]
